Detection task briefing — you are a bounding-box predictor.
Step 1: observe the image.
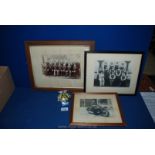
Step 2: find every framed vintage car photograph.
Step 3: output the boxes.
[25,40,95,91]
[85,52,143,94]
[70,93,125,126]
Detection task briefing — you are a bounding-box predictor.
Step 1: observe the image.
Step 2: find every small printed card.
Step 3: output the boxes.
[61,107,69,112]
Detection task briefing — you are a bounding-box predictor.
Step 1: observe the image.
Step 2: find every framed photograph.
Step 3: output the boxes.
[25,41,95,91]
[85,52,143,94]
[70,93,125,126]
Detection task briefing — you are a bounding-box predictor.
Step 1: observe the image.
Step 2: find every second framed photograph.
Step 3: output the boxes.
[70,93,125,126]
[85,52,143,94]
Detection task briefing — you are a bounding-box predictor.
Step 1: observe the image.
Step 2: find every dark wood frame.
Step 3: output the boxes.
[84,51,143,95]
[25,40,95,91]
[70,93,126,126]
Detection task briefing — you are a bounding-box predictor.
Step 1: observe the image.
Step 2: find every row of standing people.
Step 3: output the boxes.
[94,63,131,87]
[42,62,80,78]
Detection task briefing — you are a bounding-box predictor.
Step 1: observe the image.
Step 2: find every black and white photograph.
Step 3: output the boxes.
[94,60,132,87]
[70,93,125,126]
[85,52,142,94]
[41,54,81,79]
[25,40,95,90]
[80,98,113,117]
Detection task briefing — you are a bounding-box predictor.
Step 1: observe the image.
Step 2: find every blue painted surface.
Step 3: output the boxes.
[0,25,153,87]
[0,88,154,129]
[0,25,154,128]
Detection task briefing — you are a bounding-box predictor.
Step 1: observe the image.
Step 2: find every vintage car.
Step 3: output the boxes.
[87,104,110,117]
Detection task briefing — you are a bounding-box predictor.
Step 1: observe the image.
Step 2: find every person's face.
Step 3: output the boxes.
[126,74,131,80]
[121,62,125,68]
[68,64,71,69]
[73,64,77,69]
[115,62,119,67]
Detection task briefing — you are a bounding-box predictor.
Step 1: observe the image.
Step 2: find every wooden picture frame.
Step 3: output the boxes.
[85,52,143,95]
[25,40,95,91]
[70,93,126,126]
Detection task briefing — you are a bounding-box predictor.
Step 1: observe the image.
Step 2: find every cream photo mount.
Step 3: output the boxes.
[25,40,95,91]
[85,52,143,95]
[70,93,126,126]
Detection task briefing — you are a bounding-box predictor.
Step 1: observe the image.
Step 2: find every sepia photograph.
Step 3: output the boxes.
[41,54,81,79]
[25,40,95,91]
[70,93,125,126]
[85,52,142,94]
